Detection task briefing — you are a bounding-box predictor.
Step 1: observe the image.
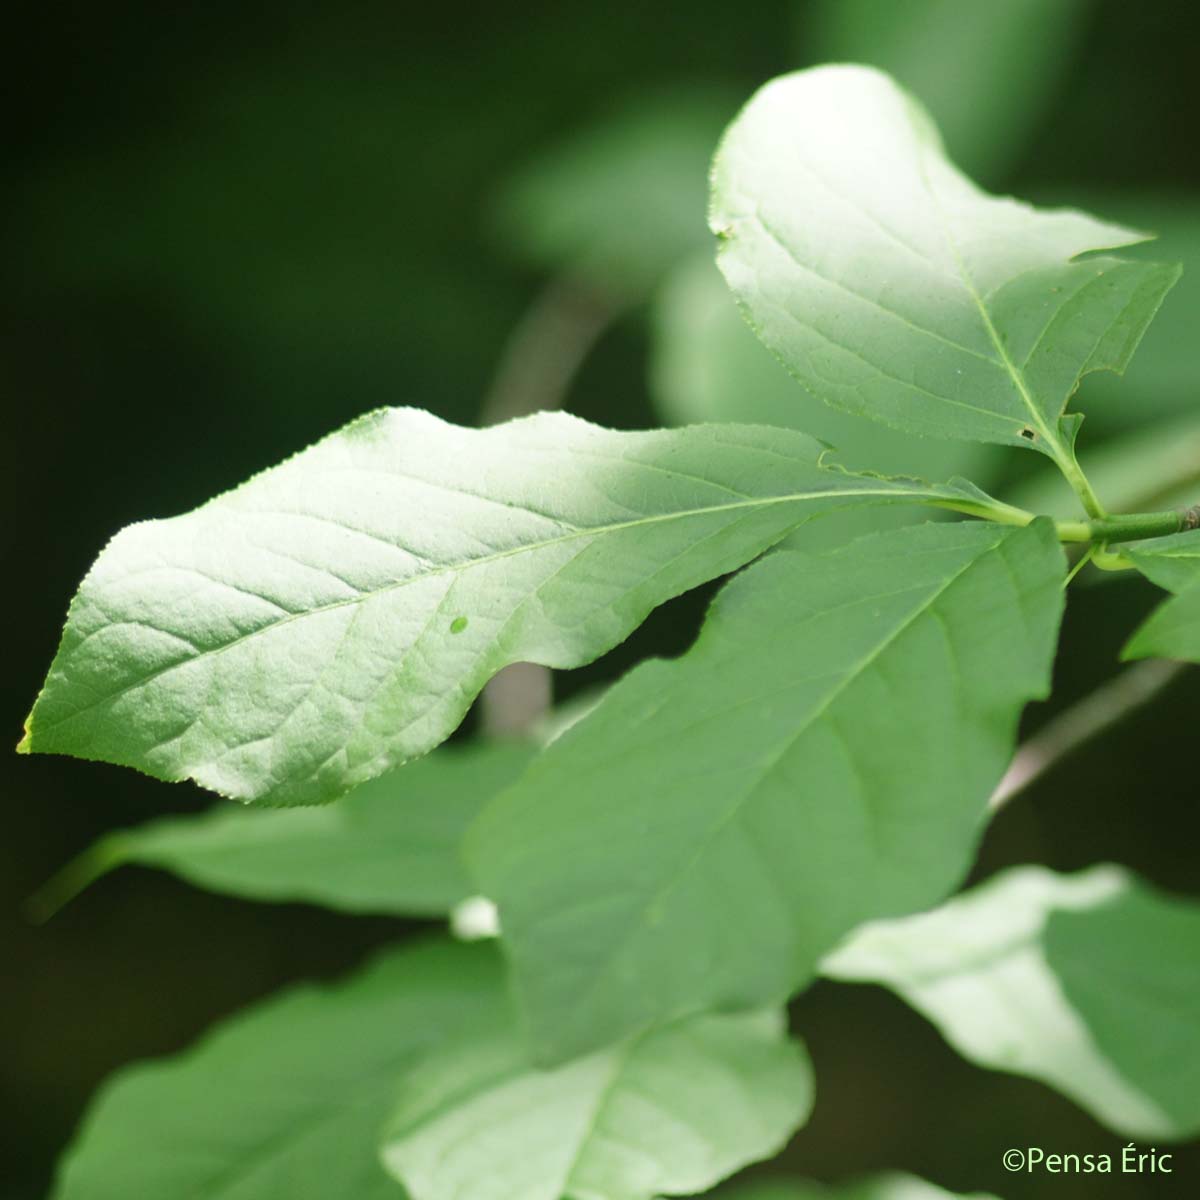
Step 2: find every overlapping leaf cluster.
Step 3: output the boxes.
[23,58,1200,1200]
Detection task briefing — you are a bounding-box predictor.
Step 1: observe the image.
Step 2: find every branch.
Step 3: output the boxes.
[478,276,619,426]
[478,277,621,735]
[989,658,1186,812]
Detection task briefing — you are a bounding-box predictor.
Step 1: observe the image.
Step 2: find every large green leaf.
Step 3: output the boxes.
[468,520,1065,1061]
[718,1173,998,1200]
[38,741,536,918]
[824,865,1200,1138]
[22,409,995,807]
[710,66,1179,467]
[804,0,1089,181]
[52,939,501,1200]
[381,1008,812,1200]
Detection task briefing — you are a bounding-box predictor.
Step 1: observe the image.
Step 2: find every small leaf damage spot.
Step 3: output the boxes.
[450,616,468,634]
[1019,427,1037,442]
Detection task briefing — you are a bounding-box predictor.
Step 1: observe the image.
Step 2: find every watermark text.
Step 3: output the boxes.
[1003,1145,1173,1175]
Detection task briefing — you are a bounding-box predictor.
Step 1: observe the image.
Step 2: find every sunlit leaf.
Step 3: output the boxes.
[711,65,1179,464]
[649,252,1003,549]
[652,253,1002,481]
[23,409,995,806]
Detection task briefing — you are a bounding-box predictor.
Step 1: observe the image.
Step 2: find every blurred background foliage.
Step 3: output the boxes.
[5,1,1200,1196]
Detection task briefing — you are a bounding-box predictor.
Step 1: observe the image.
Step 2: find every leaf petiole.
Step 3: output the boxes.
[1051,439,1108,520]
[933,495,1192,548]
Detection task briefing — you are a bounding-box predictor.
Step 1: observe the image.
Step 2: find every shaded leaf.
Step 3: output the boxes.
[1123,580,1200,663]
[381,1008,812,1200]
[468,520,1065,1060]
[824,865,1200,1138]
[53,939,501,1200]
[710,66,1179,462]
[1124,530,1200,661]
[39,741,536,918]
[1126,529,1200,594]
[23,409,992,806]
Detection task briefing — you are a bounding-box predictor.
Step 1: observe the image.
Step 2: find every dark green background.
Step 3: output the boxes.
[4,2,1200,1196]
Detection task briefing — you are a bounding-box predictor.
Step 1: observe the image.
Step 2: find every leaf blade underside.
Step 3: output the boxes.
[23,409,983,806]
[79,741,536,915]
[710,65,1179,460]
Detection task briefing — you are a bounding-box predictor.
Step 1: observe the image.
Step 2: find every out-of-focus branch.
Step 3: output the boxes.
[989,658,1186,812]
[478,277,622,736]
[478,276,619,426]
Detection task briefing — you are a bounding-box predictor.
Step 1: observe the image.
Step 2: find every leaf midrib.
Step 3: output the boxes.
[912,140,1061,454]
[33,483,934,737]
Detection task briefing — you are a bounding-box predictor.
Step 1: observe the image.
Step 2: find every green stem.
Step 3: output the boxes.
[1072,510,1190,544]
[1052,441,1108,520]
[938,498,1191,546]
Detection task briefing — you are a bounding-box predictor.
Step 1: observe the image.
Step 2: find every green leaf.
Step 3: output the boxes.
[22,408,991,807]
[649,252,1004,551]
[380,1008,812,1200]
[648,255,1003,554]
[718,1172,998,1200]
[467,520,1065,1061]
[1061,196,1200,433]
[1123,582,1200,662]
[710,65,1179,465]
[804,0,1089,181]
[52,939,502,1200]
[36,741,536,919]
[493,87,737,300]
[1126,529,1200,594]
[1123,530,1200,661]
[652,254,1002,482]
[824,865,1200,1138]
